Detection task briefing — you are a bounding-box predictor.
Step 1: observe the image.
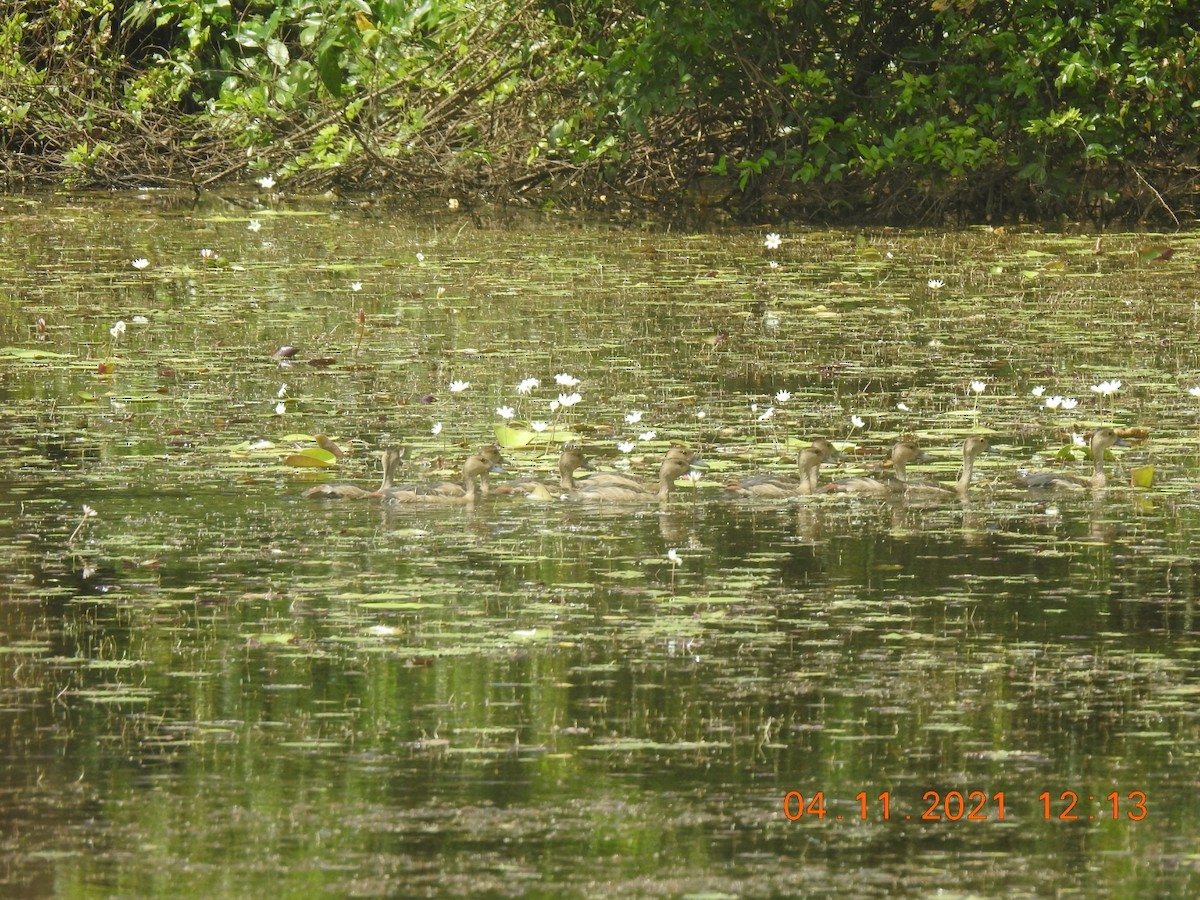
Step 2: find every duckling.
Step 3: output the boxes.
[303,447,403,499]
[381,449,506,504]
[1017,428,1127,490]
[577,445,694,489]
[495,446,594,497]
[900,436,990,497]
[823,440,920,495]
[574,447,704,502]
[727,439,838,498]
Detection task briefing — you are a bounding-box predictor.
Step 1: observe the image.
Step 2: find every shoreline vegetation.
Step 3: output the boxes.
[3,0,1198,225]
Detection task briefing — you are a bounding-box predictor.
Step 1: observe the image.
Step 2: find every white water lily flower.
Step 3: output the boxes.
[625,410,643,425]
[667,549,682,564]
[617,441,635,453]
[764,233,782,250]
[496,405,515,420]
[131,315,149,324]
[549,400,560,413]
[247,219,261,233]
[685,469,703,483]
[200,248,218,261]
[768,260,779,269]
[850,415,865,429]
[257,175,276,189]
[1189,386,1200,398]
[131,258,149,270]
[1031,386,1046,397]
[109,320,126,338]
[638,430,656,442]
[431,422,442,436]
[82,504,97,519]
[448,380,470,392]
[775,389,792,403]
[1090,379,1121,396]
[696,410,706,419]
[277,384,288,398]
[970,380,987,394]
[928,279,945,290]
[897,402,910,412]
[1044,396,1063,409]
[1060,398,1079,410]
[554,373,581,387]
[350,281,362,292]
[517,377,539,395]
[530,421,549,432]
[758,406,775,422]
[1072,433,1087,448]
[558,392,582,407]
[274,401,286,415]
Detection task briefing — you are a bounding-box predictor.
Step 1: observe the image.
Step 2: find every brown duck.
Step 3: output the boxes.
[302,447,403,499]
[1017,428,1126,490]
[727,439,838,498]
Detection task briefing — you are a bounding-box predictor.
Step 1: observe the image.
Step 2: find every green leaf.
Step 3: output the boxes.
[284,448,337,467]
[266,39,290,68]
[317,45,343,97]
[0,347,74,359]
[494,424,535,448]
[493,424,580,448]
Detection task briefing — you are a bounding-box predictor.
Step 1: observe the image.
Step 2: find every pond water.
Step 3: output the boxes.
[1,193,1199,896]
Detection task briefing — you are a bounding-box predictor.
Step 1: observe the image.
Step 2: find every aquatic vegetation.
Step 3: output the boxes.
[1,195,1200,898]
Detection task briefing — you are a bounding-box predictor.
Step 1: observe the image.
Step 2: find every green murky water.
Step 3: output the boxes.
[2,193,1199,896]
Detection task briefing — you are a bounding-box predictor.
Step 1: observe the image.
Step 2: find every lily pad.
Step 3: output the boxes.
[284,448,338,467]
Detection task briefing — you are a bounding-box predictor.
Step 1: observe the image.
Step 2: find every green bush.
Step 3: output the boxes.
[3,0,1197,221]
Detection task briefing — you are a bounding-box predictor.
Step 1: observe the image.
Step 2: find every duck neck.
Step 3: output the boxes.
[462,477,480,505]
[559,466,577,490]
[462,459,488,495]
[953,454,975,494]
[657,468,678,501]
[1089,445,1107,487]
[798,455,821,493]
[379,459,396,493]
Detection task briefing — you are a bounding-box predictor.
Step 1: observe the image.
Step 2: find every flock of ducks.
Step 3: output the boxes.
[302,428,1131,504]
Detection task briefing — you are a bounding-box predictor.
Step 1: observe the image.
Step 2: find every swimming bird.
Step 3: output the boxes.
[1017,428,1126,490]
[900,436,991,497]
[577,445,695,490]
[574,446,704,501]
[302,447,404,499]
[823,440,920,495]
[727,439,838,498]
[380,449,506,504]
[473,444,505,497]
[495,446,594,497]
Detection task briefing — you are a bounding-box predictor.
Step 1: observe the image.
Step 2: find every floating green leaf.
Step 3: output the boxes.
[284,448,337,467]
